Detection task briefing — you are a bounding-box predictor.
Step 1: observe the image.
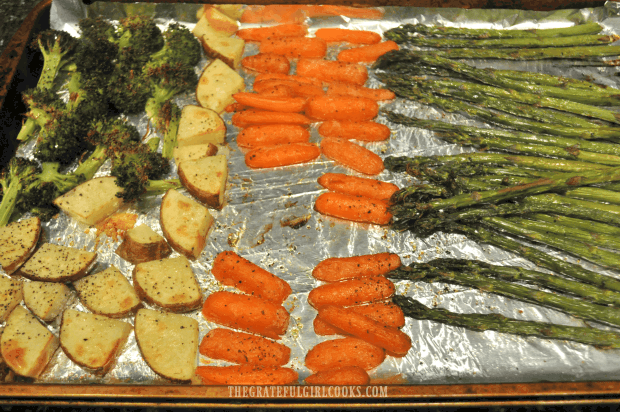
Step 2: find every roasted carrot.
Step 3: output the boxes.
[315,28,382,45]
[317,173,399,202]
[245,142,320,168]
[241,5,384,23]
[257,84,295,98]
[296,58,368,85]
[233,92,307,113]
[232,110,313,128]
[211,251,292,304]
[201,291,290,339]
[305,5,385,20]
[237,124,310,148]
[199,328,291,366]
[236,23,308,42]
[253,79,324,98]
[242,53,290,75]
[337,41,400,63]
[196,365,298,385]
[305,337,385,372]
[317,305,412,357]
[321,137,384,175]
[225,102,250,113]
[312,252,402,282]
[306,96,378,122]
[318,120,391,142]
[254,73,322,87]
[307,276,395,309]
[259,37,327,59]
[305,366,370,385]
[314,192,392,225]
[326,83,395,101]
[314,301,406,336]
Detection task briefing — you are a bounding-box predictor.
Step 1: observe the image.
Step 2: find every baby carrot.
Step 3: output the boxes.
[211,250,292,304]
[236,23,308,42]
[306,96,378,122]
[305,5,385,20]
[314,192,392,225]
[233,92,307,113]
[232,110,313,128]
[196,365,298,385]
[307,276,395,309]
[241,5,309,24]
[315,28,381,45]
[257,85,295,98]
[317,173,399,202]
[314,301,406,335]
[242,53,290,75]
[312,252,402,282]
[326,83,395,101]
[254,73,322,87]
[337,41,400,63]
[259,37,327,59]
[318,120,391,142]
[296,58,368,85]
[199,328,291,366]
[225,102,250,112]
[253,79,324,98]
[321,136,384,175]
[305,337,385,372]
[245,143,320,168]
[201,291,290,340]
[237,124,310,148]
[305,366,370,385]
[317,305,412,357]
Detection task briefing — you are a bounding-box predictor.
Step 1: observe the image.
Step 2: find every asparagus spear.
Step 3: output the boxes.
[392,34,619,49]
[429,45,620,61]
[385,22,604,40]
[531,213,620,238]
[389,262,620,327]
[393,295,620,349]
[564,187,620,206]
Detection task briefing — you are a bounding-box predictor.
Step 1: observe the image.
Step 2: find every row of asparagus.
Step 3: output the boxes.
[372,30,620,348]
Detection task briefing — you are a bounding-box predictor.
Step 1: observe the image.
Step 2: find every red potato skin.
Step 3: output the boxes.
[317,305,412,357]
[232,110,313,128]
[306,96,378,122]
[199,328,291,366]
[307,276,395,309]
[196,365,298,385]
[211,251,292,304]
[318,120,391,142]
[321,136,384,176]
[315,28,382,45]
[337,40,400,63]
[237,124,310,148]
[305,337,386,372]
[314,192,392,225]
[296,58,368,85]
[201,291,290,339]
[236,23,308,42]
[326,83,396,101]
[305,366,370,385]
[312,252,402,282]
[317,173,399,202]
[233,92,307,113]
[245,143,320,168]
[242,53,291,75]
[259,37,327,59]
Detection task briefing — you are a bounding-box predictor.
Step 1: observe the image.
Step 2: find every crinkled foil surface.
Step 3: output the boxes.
[19,0,620,385]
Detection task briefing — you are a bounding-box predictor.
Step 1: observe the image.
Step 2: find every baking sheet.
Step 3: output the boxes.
[11,0,620,385]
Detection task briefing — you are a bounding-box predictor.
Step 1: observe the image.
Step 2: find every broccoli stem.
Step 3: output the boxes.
[162,102,181,159]
[0,178,21,226]
[37,43,64,91]
[73,145,108,181]
[16,118,40,142]
[144,179,182,196]
[38,162,84,194]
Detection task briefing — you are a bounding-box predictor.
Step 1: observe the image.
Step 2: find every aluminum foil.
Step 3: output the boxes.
[20,0,620,385]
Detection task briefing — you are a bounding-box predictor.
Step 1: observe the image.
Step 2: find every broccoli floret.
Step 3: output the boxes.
[30,30,78,91]
[0,158,41,226]
[116,15,164,70]
[146,23,201,69]
[78,16,117,44]
[17,88,65,142]
[107,63,152,114]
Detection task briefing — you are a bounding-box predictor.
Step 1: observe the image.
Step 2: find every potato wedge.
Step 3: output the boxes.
[160,190,213,260]
[59,309,132,374]
[200,7,239,36]
[135,309,199,382]
[174,144,218,164]
[115,224,172,264]
[178,154,228,210]
[19,243,97,282]
[22,281,70,322]
[0,276,22,322]
[133,256,202,312]
[201,33,245,70]
[0,217,41,275]
[196,59,245,114]
[1,306,59,378]
[74,266,141,318]
[53,177,124,226]
[177,105,226,147]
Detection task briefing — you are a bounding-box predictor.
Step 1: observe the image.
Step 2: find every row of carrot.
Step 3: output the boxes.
[304,253,411,384]
[196,251,298,385]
